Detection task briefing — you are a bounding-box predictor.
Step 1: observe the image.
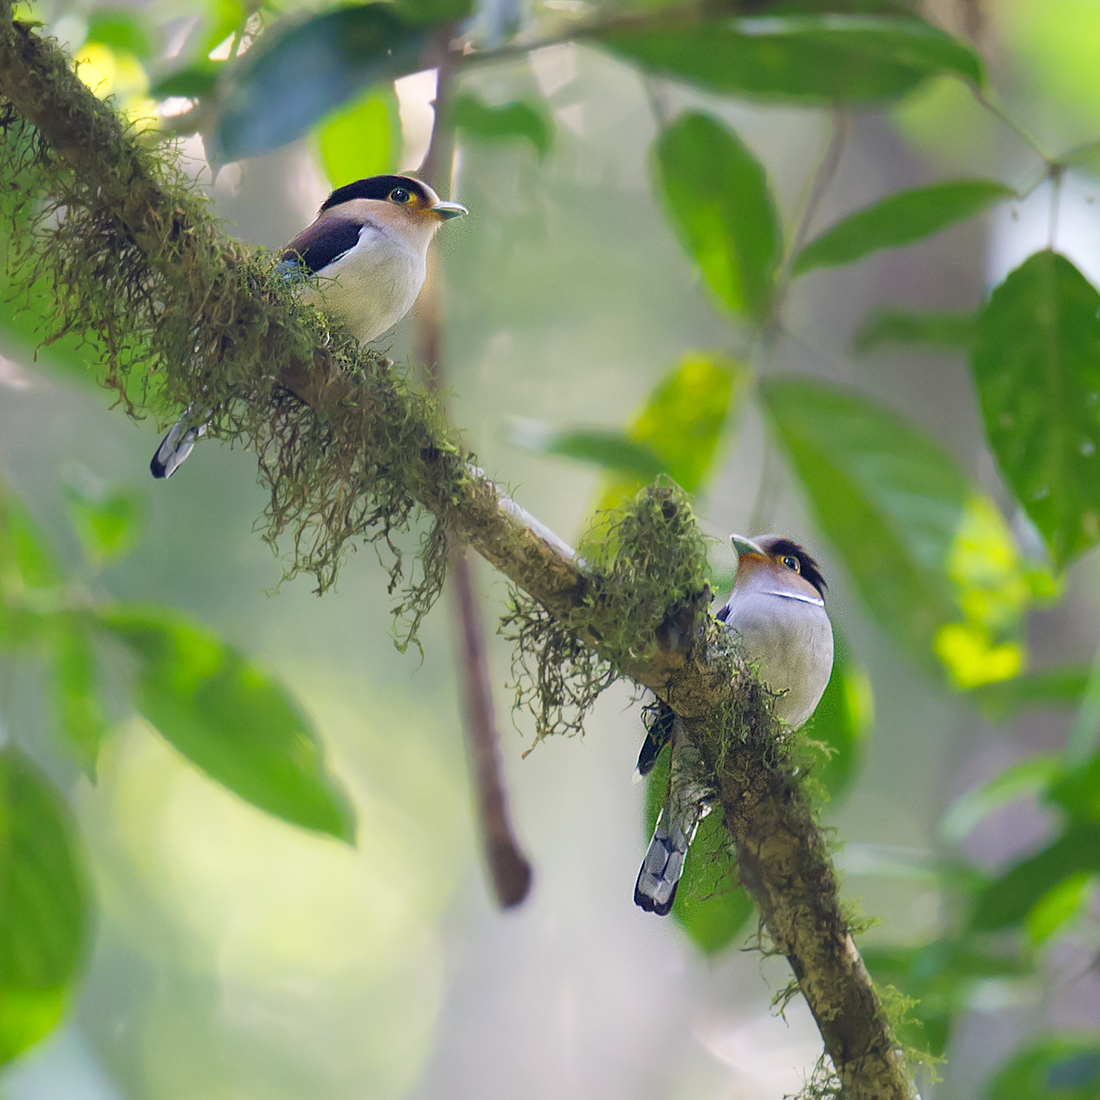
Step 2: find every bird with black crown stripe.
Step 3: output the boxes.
[634,533,834,916]
[150,175,467,479]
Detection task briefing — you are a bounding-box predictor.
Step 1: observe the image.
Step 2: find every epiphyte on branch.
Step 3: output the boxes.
[150,174,467,478]
[634,533,834,916]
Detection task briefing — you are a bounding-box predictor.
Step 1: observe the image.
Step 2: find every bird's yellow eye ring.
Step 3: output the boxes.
[389,187,412,204]
[782,555,800,573]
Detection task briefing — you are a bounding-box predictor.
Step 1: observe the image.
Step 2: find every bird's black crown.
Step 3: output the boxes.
[759,536,827,597]
[321,175,433,211]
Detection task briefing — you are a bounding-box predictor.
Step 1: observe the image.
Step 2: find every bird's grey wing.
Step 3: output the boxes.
[150,412,207,479]
[636,699,676,777]
[280,218,363,274]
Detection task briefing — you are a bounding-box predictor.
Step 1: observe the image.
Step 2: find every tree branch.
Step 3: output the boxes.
[0,10,914,1095]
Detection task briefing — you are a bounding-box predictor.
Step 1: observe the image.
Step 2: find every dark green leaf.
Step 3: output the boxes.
[793,179,1013,276]
[598,14,983,104]
[509,423,664,480]
[970,822,1100,931]
[594,351,747,512]
[806,627,872,800]
[452,94,553,159]
[761,378,1032,688]
[63,470,144,564]
[85,10,154,58]
[987,1036,1100,1100]
[853,308,978,355]
[970,666,1090,721]
[211,6,427,161]
[392,0,472,28]
[316,84,401,187]
[1046,753,1100,824]
[97,606,355,842]
[654,113,780,322]
[53,625,108,777]
[972,251,1100,568]
[0,748,89,1064]
[150,62,222,100]
[645,746,753,954]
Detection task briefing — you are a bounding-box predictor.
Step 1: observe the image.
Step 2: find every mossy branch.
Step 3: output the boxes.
[0,8,913,1096]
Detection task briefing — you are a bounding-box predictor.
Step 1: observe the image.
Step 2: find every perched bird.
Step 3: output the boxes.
[634,533,835,916]
[150,174,467,478]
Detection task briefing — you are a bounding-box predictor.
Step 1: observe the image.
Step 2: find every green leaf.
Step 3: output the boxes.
[150,61,222,100]
[793,179,1013,276]
[452,94,553,159]
[1025,870,1093,944]
[63,469,144,565]
[987,1036,1100,1100]
[807,627,873,800]
[52,625,108,778]
[970,822,1100,931]
[654,113,780,323]
[971,250,1100,568]
[644,746,754,954]
[316,85,401,187]
[0,748,89,1064]
[211,5,427,161]
[97,607,355,842]
[594,351,748,512]
[86,10,154,59]
[392,0,472,28]
[969,666,1089,721]
[0,479,61,593]
[598,14,983,104]
[941,752,1063,844]
[508,422,665,480]
[853,307,978,355]
[761,378,1032,688]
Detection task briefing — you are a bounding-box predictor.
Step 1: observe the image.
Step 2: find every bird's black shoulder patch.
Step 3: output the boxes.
[765,537,827,597]
[280,218,363,274]
[320,175,432,211]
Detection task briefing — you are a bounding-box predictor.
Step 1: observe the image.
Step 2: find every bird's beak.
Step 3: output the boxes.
[730,533,766,560]
[430,201,468,220]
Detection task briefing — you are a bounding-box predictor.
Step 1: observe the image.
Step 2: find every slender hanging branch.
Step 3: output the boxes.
[0,9,914,1096]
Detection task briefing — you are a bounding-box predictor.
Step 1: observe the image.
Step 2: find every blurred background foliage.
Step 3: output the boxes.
[5,0,1100,1094]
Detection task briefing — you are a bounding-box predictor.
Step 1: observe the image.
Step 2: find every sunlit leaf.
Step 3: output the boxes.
[0,479,61,593]
[86,10,154,59]
[853,307,978,355]
[793,179,1013,276]
[987,1036,1100,1100]
[1025,870,1093,944]
[761,378,1032,687]
[52,625,108,778]
[970,822,1100,931]
[316,85,401,187]
[0,748,89,1064]
[63,469,144,565]
[210,5,427,161]
[595,351,748,513]
[941,752,1063,844]
[598,14,983,104]
[97,606,356,842]
[452,94,553,159]
[972,251,1100,568]
[807,627,873,800]
[644,746,753,954]
[654,113,780,322]
[508,421,664,480]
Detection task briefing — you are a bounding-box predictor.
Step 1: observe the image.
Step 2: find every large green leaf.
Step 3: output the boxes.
[987,1036,1100,1100]
[969,822,1100,931]
[211,5,427,161]
[97,607,355,842]
[806,627,873,800]
[598,14,983,104]
[452,94,553,159]
[941,753,1063,844]
[63,470,145,566]
[508,422,665,481]
[595,351,748,512]
[761,378,1035,688]
[654,113,780,323]
[971,251,1100,568]
[853,307,978,355]
[0,749,89,1064]
[53,625,109,778]
[0,479,61,651]
[793,179,1013,276]
[315,84,402,188]
[644,746,753,955]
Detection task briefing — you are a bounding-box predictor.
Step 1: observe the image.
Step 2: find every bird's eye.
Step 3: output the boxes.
[782,555,800,573]
[389,187,412,204]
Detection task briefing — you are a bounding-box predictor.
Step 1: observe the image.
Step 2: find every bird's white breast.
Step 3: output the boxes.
[723,591,834,728]
[302,222,427,344]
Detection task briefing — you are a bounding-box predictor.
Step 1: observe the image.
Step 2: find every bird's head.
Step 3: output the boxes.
[318,174,467,252]
[729,533,827,600]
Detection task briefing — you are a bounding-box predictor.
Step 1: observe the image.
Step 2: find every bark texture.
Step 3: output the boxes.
[0,10,914,1096]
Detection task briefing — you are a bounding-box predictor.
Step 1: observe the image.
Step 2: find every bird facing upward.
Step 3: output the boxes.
[634,534,835,916]
[150,174,467,478]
